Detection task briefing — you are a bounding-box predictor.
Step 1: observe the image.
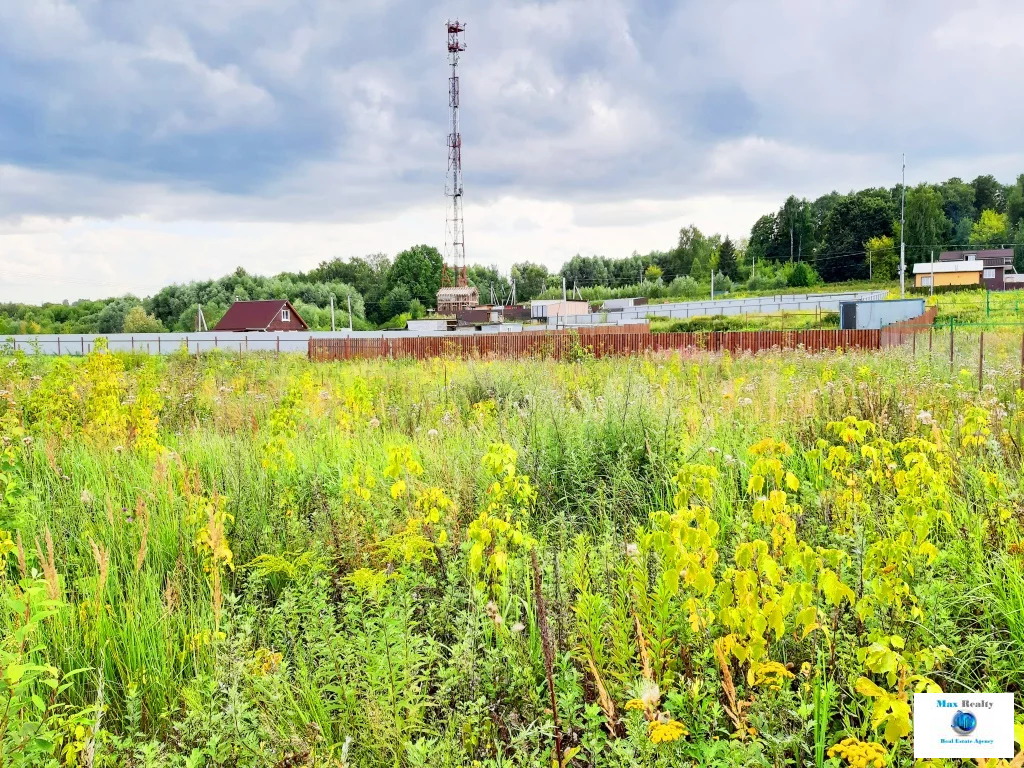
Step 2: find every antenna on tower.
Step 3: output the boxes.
[436,19,479,315]
[443,19,467,289]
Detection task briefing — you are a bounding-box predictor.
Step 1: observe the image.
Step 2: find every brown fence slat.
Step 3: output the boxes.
[307,324,920,362]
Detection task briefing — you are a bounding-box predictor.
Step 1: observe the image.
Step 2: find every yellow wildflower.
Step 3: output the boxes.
[648,718,687,744]
[828,738,886,768]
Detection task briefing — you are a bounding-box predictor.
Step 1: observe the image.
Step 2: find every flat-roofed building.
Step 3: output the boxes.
[912,260,983,288]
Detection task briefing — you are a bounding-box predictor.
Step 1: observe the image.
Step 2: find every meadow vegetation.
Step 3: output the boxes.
[1,339,1024,767]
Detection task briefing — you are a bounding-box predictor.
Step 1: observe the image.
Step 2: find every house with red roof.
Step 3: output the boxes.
[212,300,308,332]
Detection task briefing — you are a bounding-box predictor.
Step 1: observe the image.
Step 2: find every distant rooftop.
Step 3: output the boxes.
[912,261,984,274]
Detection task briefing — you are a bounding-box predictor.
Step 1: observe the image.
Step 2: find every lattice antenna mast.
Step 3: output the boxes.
[445,20,467,287]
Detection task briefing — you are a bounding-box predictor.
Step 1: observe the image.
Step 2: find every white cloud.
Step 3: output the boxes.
[0,0,1022,303]
[0,190,783,303]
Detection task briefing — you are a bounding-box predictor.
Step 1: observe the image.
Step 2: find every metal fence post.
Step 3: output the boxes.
[1019,331,1024,392]
[1015,331,1024,393]
[978,331,984,390]
[949,319,954,370]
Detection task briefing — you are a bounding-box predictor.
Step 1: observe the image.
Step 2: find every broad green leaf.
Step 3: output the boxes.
[854,676,887,699]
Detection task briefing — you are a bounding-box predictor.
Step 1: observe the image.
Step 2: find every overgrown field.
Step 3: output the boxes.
[2,340,1024,767]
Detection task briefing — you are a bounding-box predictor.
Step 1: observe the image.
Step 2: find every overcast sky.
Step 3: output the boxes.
[1,0,1022,302]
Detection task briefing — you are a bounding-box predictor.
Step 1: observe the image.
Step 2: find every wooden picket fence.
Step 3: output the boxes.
[880,305,939,347]
[308,326,886,362]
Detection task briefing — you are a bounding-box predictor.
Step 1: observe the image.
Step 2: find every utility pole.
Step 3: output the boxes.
[330,295,336,331]
[899,153,906,297]
[711,271,715,301]
[930,250,934,297]
[347,294,353,331]
[562,277,567,301]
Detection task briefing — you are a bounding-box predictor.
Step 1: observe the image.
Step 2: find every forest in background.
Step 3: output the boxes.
[2,173,1021,334]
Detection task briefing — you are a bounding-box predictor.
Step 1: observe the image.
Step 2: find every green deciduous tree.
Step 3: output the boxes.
[688,231,721,281]
[938,177,976,230]
[787,261,812,287]
[969,209,1010,246]
[509,262,549,302]
[644,264,663,282]
[972,174,1005,214]
[780,196,813,261]
[864,235,898,281]
[816,190,896,282]
[1013,220,1024,272]
[96,297,143,334]
[386,245,444,308]
[1006,174,1024,229]
[663,225,719,278]
[465,264,511,303]
[560,255,610,289]
[900,184,950,267]
[747,214,783,263]
[382,284,413,320]
[306,254,390,298]
[122,306,164,333]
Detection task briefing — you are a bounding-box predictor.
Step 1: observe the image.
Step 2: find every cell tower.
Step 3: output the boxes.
[444,19,467,289]
[437,19,479,313]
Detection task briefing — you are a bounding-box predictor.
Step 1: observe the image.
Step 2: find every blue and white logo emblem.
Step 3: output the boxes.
[951,710,978,736]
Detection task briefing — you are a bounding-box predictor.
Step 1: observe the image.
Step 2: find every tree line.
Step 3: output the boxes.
[2,173,1021,335]
[749,174,1024,281]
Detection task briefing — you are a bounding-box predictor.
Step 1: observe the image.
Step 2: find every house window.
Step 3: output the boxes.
[966,253,977,260]
[921,276,933,287]
[983,268,996,279]
[281,308,291,321]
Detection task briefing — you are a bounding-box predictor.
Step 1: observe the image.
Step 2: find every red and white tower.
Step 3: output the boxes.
[444,19,467,288]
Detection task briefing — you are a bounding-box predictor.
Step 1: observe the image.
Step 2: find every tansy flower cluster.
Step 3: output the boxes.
[828,738,886,768]
[648,718,687,744]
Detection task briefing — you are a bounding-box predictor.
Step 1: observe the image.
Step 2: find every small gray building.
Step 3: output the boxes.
[839,299,925,330]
